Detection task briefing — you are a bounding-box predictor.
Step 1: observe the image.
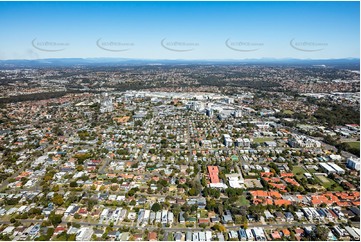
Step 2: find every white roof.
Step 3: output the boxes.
[209,183,228,189]
[229,181,243,188]
[319,162,336,172]
[328,163,345,172]
[2,226,15,234]
[329,154,342,160]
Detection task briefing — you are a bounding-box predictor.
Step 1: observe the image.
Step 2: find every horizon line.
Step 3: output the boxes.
[0,57,360,61]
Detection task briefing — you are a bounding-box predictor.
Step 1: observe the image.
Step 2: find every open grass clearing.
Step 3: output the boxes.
[345,141,360,149]
[235,195,250,206]
[283,110,295,115]
[292,166,308,179]
[315,175,343,191]
[253,137,275,143]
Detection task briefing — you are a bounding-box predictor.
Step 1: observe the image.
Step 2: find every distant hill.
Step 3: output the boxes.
[0,58,359,69]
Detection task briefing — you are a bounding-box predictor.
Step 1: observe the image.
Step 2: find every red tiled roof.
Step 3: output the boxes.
[271,231,281,239]
[280,173,294,178]
[198,218,210,223]
[207,166,220,184]
[260,172,274,177]
[284,178,300,186]
[54,226,66,234]
[148,232,157,241]
[336,201,350,207]
[282,229,291,236]
[274,199,292,206]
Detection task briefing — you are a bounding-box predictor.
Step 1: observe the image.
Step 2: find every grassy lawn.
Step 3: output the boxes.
[317,175,329,183]
[253,137,274,143]
[315,175,343,191]
[307,168,317,173]
[283,110,295,115]
[199,209,208,218]
[236,195,250,206]
[345,141,360,149]
[292,166,308,179]
[86,216,99,224]
[167,233,174,241]
[1,215,11,221]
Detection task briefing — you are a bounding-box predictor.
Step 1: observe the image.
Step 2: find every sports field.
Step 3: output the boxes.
[315,175,343,191]
[316,175,329,183]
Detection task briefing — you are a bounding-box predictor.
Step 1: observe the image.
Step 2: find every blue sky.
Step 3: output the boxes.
[0,1,359,60]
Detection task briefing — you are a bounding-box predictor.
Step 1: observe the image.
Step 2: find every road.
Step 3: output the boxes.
[186,117,192,166]
[1,219,359,231]
[98,158,111,174]
[136,192,182,199]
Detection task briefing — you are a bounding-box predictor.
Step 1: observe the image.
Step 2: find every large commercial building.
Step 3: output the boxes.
[235,138,251,148]
[319,162,345,175]
[100,93,114,113]
[288,135,321,148]
[223,134,233,147]
[319,163,337,174]
[328,163,345,175]
[347,157,360,171]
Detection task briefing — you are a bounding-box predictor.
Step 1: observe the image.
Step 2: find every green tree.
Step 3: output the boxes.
[49,212,63,227]
[76,165,84,172]
[212,223,226,232]
[52,185,60,192]
[87,198,98,211]
[52,194,64,206]
[188,188,198,196]
[151,203,161,212]
[310,226,330,241]
[199,223,208,229]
